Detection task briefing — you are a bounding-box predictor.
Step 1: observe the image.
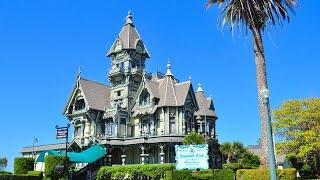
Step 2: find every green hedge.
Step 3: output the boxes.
[97,164,174,180]
[166,170,193,180]
[0,174,42,180]
[14,157,34,175]
[44,155,68,180]
[0,170,12,174]
[165,170,214,180]
[27,171,43,179]
[236,168,297,180]
[213,169,234,180]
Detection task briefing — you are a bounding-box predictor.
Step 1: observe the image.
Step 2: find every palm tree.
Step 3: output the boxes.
[206,0,297,167]
[220,141,246,163]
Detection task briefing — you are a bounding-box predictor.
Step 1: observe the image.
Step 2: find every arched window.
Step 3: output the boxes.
[184,110,193,134]
[74,120,83,137]
[74,96,85,111]
[140,90,150,107]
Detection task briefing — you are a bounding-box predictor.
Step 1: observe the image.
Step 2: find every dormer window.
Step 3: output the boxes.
[74,98,85,111]
[140,90,150,107]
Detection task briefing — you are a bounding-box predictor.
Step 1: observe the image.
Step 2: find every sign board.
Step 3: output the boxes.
[56,128,68,139]
[175,144,209,170]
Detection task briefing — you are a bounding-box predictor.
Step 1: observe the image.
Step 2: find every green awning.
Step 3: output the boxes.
[36,145,107,163]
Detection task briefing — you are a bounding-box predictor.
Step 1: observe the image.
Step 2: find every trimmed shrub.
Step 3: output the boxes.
[0,170,12,174]
[44,155,68,180]
[27,171,43,179]
[166,170,193,180]
[213,169,234,180]
[223,163,243,172]
[192,170,213,180]
[236,168,297,180]
[14,157,34,175]
[0,174,42,180]
[165,170,213,180]
[97,164,174,180]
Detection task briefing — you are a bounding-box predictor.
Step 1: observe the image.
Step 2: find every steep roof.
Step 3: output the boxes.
[79,78,111,111]
[64,78,111,114]
[107,12,150,57]
[194,84,217,118]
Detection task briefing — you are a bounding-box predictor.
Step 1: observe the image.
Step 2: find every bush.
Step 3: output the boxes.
[223,163,243,172]
[166,170,213,180]
[166,170,193,180]
[14,157,34,175]
[191,170,213,180]
[27,171,43,178]
[0,174,42,180]
[0,170,12,174]
[97,164,174,180]
[236,168,297,180]
[44,155,68,180]
[213,169,234,180]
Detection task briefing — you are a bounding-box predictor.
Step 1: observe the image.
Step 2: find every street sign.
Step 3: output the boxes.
[175,144,209,170]
[56,128,68,139]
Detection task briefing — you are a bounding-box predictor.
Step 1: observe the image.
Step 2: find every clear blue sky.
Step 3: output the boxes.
[0,1,319,171]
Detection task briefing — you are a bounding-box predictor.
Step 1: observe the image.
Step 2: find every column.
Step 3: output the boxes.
[140,145,145,165]
[121,147,127,165]
[159,144,165,164]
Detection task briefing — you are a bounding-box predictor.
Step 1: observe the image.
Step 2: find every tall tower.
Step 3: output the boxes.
[107,11,150,125]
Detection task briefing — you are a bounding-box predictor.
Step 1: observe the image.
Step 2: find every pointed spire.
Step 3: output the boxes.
[76,65,81,80]
[165,60,174,76]
[188,76,192,81]
[197,83,204,92]
[125,10,133,25]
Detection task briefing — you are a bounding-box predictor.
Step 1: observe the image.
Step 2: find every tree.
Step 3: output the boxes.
[206,0,297,167]
[0,157,8,170]
[183,132,205,145]
[273,98,320,177]
[220,141,246,163]
[241,151,261,168]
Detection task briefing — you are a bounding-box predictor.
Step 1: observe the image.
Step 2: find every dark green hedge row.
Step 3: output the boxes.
[165,169,233,180]
[97,164,174,180]
[0,170,12,174]
[44,155,68,180]
[236,168,297,180]
[14,157,34,175]
[212,169,234,180]
[0,174,42,180]
[26,171,43,179]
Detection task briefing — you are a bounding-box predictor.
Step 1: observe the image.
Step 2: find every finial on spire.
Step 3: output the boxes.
[197,83,204,92]
[165,60,173,76]
[125,10,133,25]
[188,76,192,81]
[76,65,81,80]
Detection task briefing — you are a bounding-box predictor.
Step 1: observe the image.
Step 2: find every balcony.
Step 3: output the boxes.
[108,67,125,77]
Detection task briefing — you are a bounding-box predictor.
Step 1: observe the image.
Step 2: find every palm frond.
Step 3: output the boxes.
[207,0,297,33]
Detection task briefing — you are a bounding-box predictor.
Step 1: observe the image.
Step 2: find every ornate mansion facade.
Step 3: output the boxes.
[21,12,222,169]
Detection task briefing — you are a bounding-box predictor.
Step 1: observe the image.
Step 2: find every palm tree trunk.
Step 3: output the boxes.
[251,27,269,168]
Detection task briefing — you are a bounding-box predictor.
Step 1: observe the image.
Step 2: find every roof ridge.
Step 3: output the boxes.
[170,77,178,105]
[164,77,169,105]
[176,81,191,85]
[80,78,109,87]
[22,143,65,148]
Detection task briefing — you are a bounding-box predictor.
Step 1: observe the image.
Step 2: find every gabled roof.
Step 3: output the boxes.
[79,78,111,111]
[144,78,160,98]
[64,78,111,114]
[107,12,150,57]
[194,87,217,118]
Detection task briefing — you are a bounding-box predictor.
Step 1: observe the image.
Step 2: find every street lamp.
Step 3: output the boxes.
[261,87,277,180]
